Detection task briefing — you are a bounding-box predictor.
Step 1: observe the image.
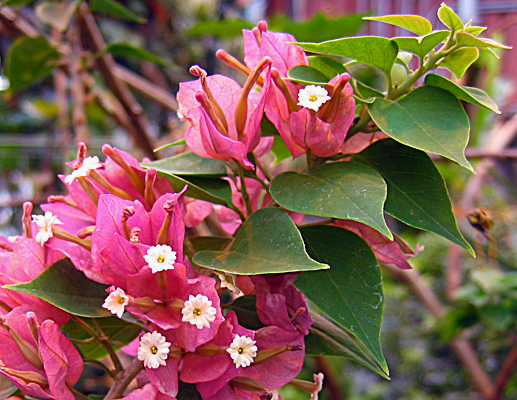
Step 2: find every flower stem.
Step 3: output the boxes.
[104,357,144,400]
[238,164,253,217]
[92,318,124,374]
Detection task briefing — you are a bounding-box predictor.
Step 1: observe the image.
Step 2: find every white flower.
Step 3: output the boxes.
[216,271,242,298]
[102,288,129,318]
[32,212,63,246]
[137,331,171,369]
[297,85,331,112]
[144,244,177,273]
[181,294,217,329]
[227,334,257,368]
[64,156,102,184]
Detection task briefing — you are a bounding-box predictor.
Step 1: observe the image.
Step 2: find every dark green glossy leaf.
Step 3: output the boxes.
[425,73,499,113]
[261,116,279,137]
[287,65,328,86]
[456,32,511,49]
[5,36,61,92]
[297,226,388,374]
[190,236,232,252]
[193,208,329,275]
[186,18,253,39]
[270,162,391,238]
[35,1,77,32]
[143,152,228,176]
[437,3,464,32]
[62,317,141,359]
[369,86,473,172]
[393,30,449,58]
[364,15,432,36]
[296,37,398,74]
[306,311,389,378]
[90,0,146,23]
[224,295,266,331]
[439,47,479,79]
[106,43,169,67]
[308,56,347,80]
[353,139,474,254]
[353,80,385,99]
[271,136,292,165]
[4,258,110,318]
[269,12,365,43]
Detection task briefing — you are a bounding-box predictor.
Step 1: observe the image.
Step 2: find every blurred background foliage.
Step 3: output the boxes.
[0,1,517,399]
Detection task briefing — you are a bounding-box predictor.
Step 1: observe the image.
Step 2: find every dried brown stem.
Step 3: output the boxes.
[0,6,38,38]
[104,357,144,400]
[77,2,156,159]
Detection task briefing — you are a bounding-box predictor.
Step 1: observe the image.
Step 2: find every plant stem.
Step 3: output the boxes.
[92,318,124,374]
[238,164,253,217]
[67,382,91,400]
[84,358,116,378]
[104,357,144,400]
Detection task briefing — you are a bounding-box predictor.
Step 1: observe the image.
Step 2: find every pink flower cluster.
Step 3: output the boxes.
[0,143,314,400]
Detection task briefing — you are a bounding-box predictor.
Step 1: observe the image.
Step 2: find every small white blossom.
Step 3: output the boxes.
[64,156,103,185]
[181,294,217,329]
[227,334,257,368]
[144,244,177,273]
[32,212,63,246]
[216,271,243,298]
[137,331,171,369]
[297,85,331,112]
[102,288,129,318]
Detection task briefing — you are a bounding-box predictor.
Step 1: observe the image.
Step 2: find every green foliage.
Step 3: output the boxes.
[143,152,229,176]
[437,2,464,32]
[308,56,347,80]
[364,15,432,36]
[105,43,170,67]
[352,139,473,254]
[5,36,61,93]
[4,258,111,318]
[89,0,146,23]
[193,208,329,274]
[186,18,253,39]
[271,162,391,238]
[392,31,449,58]
[297,226,387,374]
[287,65,329,86]
[439,47,480,79]
[369,86,473,172]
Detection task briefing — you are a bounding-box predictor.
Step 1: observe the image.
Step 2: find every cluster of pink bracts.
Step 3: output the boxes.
[0,22,415,400]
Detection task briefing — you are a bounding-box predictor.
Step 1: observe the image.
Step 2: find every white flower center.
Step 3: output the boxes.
[297,85,331,112]
[227,334,257,368]
[181,294,217,329]
[137,331,171,369]
[102,288,129,318]
[64,156,102,184]
[144,244,177,273]
[32,211,63,246]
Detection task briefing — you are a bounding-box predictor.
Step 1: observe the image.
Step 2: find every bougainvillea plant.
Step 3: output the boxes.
[0,3,509,399]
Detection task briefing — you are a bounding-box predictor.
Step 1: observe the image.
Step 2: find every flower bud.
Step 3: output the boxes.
[103,144,145,195]
[22,202,33,238]
[253,344,303,366]
[194,343,228,357]
[0,361,48,387]
[144,168,158,208]
[0,315,43,370]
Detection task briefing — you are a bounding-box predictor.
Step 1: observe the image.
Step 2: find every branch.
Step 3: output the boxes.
[104,357,144,400]
[77,2,156,159]
[491,340,517,400]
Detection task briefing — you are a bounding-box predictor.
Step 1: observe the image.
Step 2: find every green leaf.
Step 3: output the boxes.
[190,236,232,252]
[352,139,474,255]
[296,36,399,74]
[142,152,228,176]
[4,258,110,318]
[89,0,146,23]
[456,32,511,49]
[393,30,449,58]
[364,15,432,36]
[224,295,266,331]
[306,311,389,378]
[425,73,500,114]
[369,86,473,172]
[439,47,479,79]
[287,65,329,86]
[269,12,365,43]
[2,0,34,5]
[297,226,388,374]
[105,43,170,67]
[193,208,329,275]
[5,36,61,93]
[186,18,253,39]
[465,26,486,36]
[437,2,464,32]
[353,80,385,99]
[270,162,391,239]
[62,317,141,359]
[308,56,347,80]
[153,139,187,152]
[35,1,78,32]
[271,136,292,165]
[261,116,280,137]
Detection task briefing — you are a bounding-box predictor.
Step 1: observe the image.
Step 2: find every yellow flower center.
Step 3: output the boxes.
[309,95,318,102]
[151,346,158,354]
[157,255,165,263]
[238,348,245,354]
[193,308,202,317]
[118,297,125,304]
